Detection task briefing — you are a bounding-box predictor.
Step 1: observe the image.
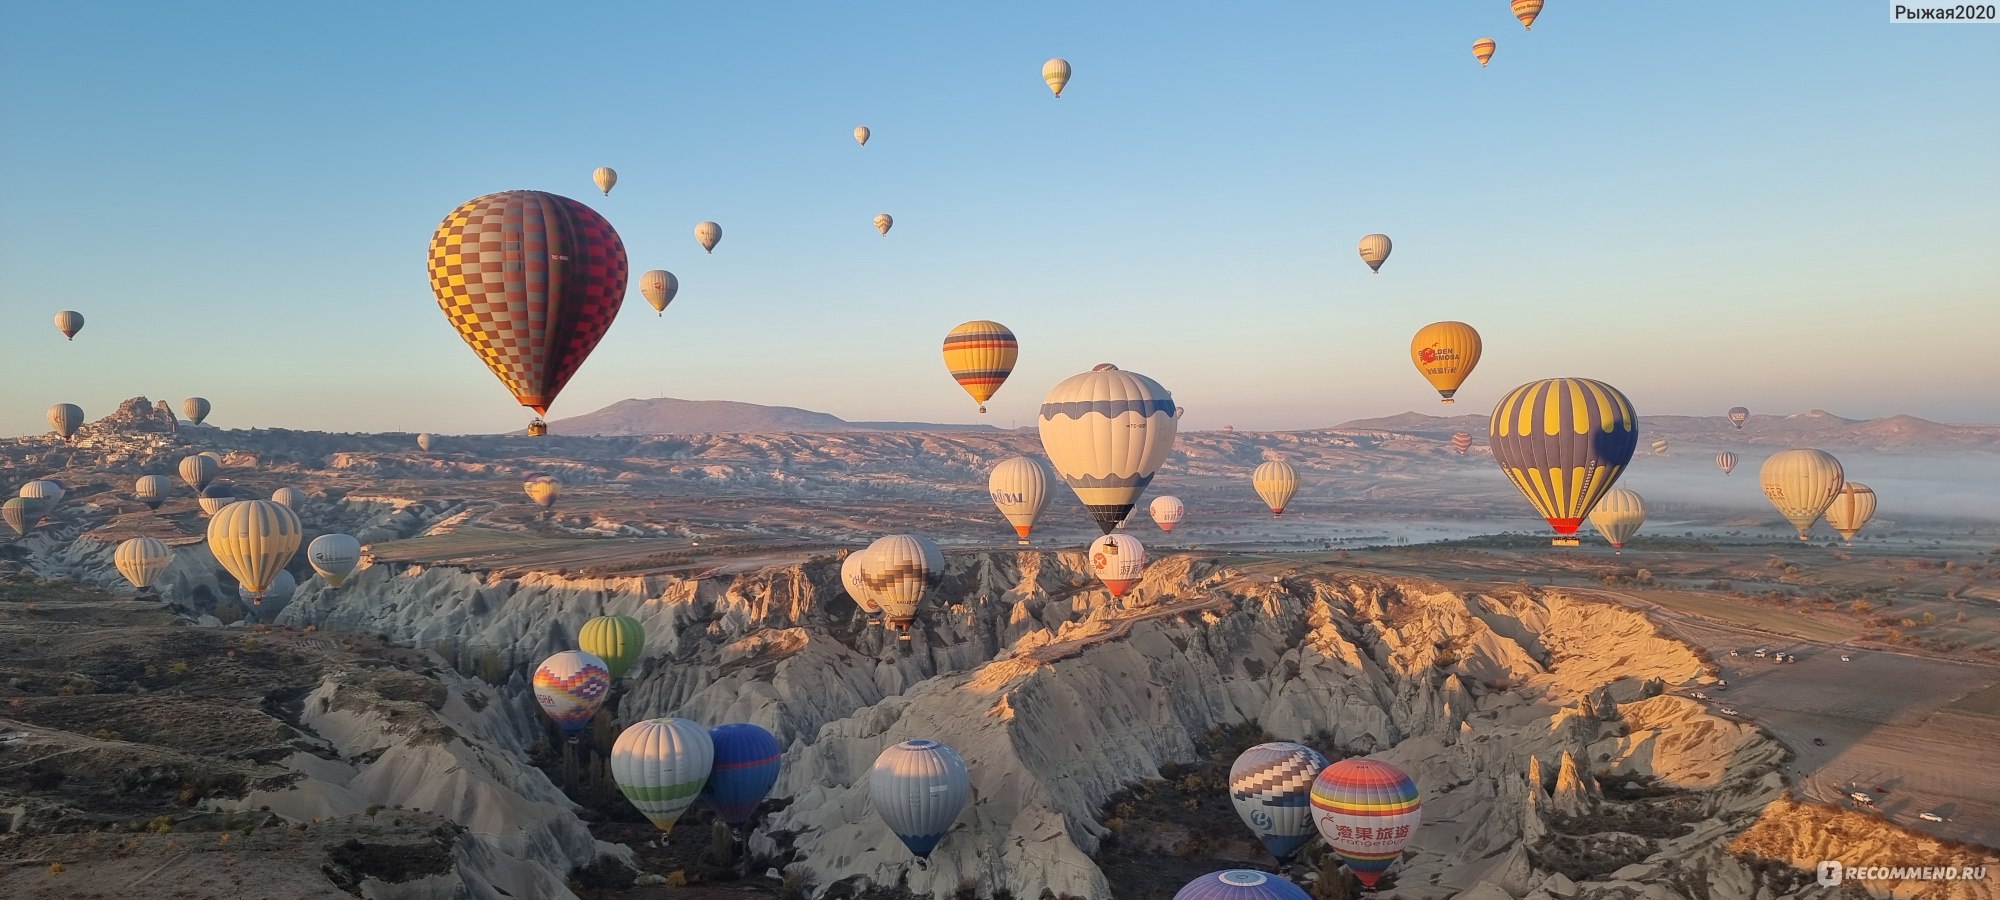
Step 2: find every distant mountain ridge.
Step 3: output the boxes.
[542,398,1003,436]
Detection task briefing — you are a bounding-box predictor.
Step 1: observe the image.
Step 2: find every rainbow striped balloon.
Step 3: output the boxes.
[1309,758,1421,888]
[941,320,1018,413]
[533,650,611,737]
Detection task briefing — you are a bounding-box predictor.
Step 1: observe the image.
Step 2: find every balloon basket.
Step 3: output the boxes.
[1551,538,1580,547]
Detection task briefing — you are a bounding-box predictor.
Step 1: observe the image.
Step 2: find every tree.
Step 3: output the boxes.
[1849,599,1873,615]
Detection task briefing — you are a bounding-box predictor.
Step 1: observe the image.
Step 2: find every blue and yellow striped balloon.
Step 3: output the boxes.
[1309,758,1422,888]
[1488,377,1638,546]
[941,320,1018,413]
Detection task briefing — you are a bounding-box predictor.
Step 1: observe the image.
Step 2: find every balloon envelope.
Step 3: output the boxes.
[307,533,362,587]
[1488,378,1638,544]
[1588,489,1646,549]
[988,455,1053,543]
[2,498,41,535]
[533,650,611,737]
[638,269,678,313]
[870,739,970,859]
[525,476,561,509]
[1512,0,1543,30]
[580,615,645,680]
[198,484,237,517]
[427,190,628,417]
[1310,758,1421,888]
[1473,38,1497,66]
[860,534,944,638]
[1037,364,1179,534]
[592,166,617,195]
[840,551,882,615]
[1041,57,1071,97]
[55,310,84,340]
[1451,433,1473,455]
[1253,461,1299,516]
[1229,742,1330,868]
[1410,322,1482,403]
[179,455,219,491]
[695,221,722,253]
[1728,406,1750,429]
[417,432,434,451]
[942,320,1019,413]
[1089,533,1147,597]
[135,474,172,510]
[1149,495,1185,531]
[1358,234,1392,273]
[874,213,893,235]
[182,397,211,425]
[1759,448,1844,540]
[702,722,782,828]
[115,537,173,591]
[270,487,306,510]
[1824,482,1877,544]
[612,717,714,833]
[854,125,871,145]
[207,499,303,600]
[48,404,83,440]
[1716,452,1737,475]
[1174,871,1313,900]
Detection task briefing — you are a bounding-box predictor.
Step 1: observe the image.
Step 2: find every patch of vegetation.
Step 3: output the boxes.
[322,825,460,893]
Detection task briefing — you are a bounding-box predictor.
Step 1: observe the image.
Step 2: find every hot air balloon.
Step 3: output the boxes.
[1512,0,1543,30]
[307,533,362,587]
[1174,871,1312,900]
[1038,364,1179,534]
[592,166,617,195]
[1229,742,1330,872]
[1311,758,1421,888]
[942,320,1019,414]
[533,650,611,739]
[1651,439,1670,456]
[988,456,1053,544]
[860,534,944,640]
[870,739,970,863]
[135,474,172,510]
[198,484,237,517]
[182,397,211,425]
[54,310,84,340]
[1824,483,1877,546]
[1253,461,1299,517]
[695,220,722,254]
[270,487,306,510]
[1716,452,1737,475]
[1410,322,1482,403]
[1759,449,1844,540]
[1728,406,1750,429]
[199,451,222,464]
[1042,57,1072,97]
[1149,495,1185,532]
[1451,432,1474,455]
[179,454,218,491]
[19,480,64,512]
[840,550,883,616]
[702,723,782,831]
[1489,378,1639,546]
[114,537,172,593]
[1473,37,1497,66]
[854,125,871,146]
[207,499,303,602]
[3,498,43,536]
[47,404,83,441]
[639,269,678,315]
[524,475,561,509]
[612,717,714,834]
[241,569,297,614]
[1089,533,1147,598]
[1358,234,1392,274]
[1588,489,1646,552]
[580,615,645,680]
[428,191,628,431]
[417,432,433,452]
[874,213,893,235]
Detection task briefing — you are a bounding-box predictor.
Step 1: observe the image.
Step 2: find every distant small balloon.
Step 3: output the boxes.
[639,270,679,315]
[1088,533,1147,598]
[874,213,893,235]
[135,474,172,510]
[1716,451,1737,475]
[854,125,871,146]
[308,533,363,587]
[593,166,617,195]
[1473,37,1497,67]
[1252,461,1298,516]
[1358,234,1392,273]
[695,221,723,254]
[54,310,84,340]
[1728,406,1750,429]
[1824,482,1877,546]
[270,487,306,510]
[1149,495,1185,532]
[115,537,173,592]
[417,432,434,452]
[47,403,83,441]
[182,397,212,425]
[1042,57,1072,98]
[1588,488,1646,552]
[1512,0,1544,31]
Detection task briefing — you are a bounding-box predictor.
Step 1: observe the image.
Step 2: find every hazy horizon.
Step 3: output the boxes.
[4,2,1995,437]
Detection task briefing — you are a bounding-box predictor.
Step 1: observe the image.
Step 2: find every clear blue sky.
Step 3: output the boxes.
[4,1,1995,437]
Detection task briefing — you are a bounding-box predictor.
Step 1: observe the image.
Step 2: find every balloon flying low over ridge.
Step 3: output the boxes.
[1488,377,1639,545]
[1037,363,1179,534]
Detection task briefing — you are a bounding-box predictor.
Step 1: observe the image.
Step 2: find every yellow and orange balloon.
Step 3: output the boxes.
[941,321,1018,413]
[1410,322,1482,403]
